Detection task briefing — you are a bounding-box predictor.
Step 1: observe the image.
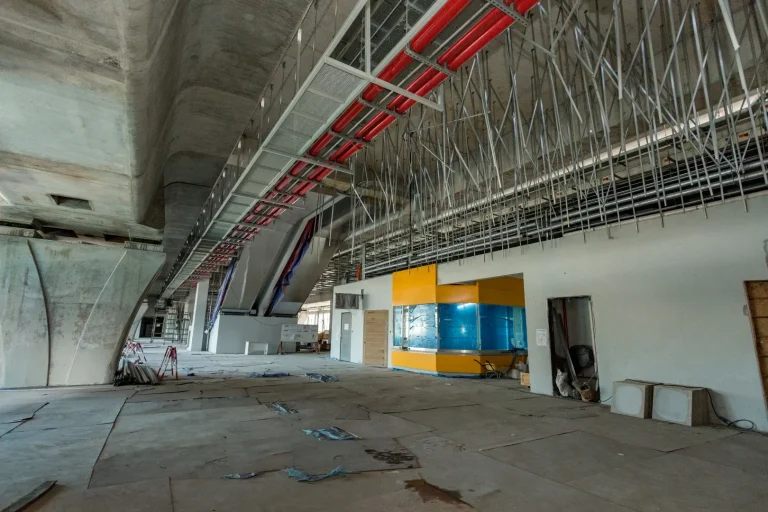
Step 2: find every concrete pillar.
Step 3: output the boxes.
[188,279,210,352]
[129,302,149,339]
[0,235,164,388]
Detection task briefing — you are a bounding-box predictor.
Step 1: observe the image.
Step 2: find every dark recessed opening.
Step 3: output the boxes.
[49,194,92,210]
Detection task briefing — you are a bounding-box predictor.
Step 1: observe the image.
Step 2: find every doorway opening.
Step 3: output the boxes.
[547,297,598,402]
[339,311,353,362]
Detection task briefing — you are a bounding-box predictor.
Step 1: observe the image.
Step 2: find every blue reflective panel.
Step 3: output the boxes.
[407,304,438,349]
[478,304,513,350]
[438,303,478,350]
[393,306,404,346]
[512,306,528,349]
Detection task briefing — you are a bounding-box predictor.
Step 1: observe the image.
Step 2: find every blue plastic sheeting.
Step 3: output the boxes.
[478,305,528,350]
[303,426,358,440]
[393,306,404,346]
[283,466,349,482]
[438,303,478,350]
[407,304,438,349]
[270,402,298,414]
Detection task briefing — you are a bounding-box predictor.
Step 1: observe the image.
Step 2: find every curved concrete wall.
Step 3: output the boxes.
[0,235,164,388]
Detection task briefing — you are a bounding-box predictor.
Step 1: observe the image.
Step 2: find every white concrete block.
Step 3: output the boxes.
[611,380,656,418]
[245,342,268,355]
[652,385,709,426]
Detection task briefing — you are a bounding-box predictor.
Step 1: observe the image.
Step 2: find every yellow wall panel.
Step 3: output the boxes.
[391,350,437,371]
[392,264,437,306]
[435,354,516,374]
[477,276,525,306]
[392,351,527,375]
[436,284,479,304]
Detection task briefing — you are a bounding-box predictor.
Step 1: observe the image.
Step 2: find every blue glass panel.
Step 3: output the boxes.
[512,306,528,349]
[407,304,438,349]
[393,306,404,346]
[438,303,478,350]
[478,304,513,350]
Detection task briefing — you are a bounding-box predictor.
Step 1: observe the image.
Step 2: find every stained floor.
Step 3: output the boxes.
[1,345,767,511]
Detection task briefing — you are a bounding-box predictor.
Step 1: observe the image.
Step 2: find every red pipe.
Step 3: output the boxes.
[192,0,538,286]
[356,0,538,142]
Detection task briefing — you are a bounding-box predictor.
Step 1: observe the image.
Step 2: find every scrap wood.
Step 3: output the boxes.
[283,466,349,482]
[303,426,358,441]
[1,480,56,512]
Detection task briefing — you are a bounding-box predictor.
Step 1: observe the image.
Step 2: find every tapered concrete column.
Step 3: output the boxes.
[0,235,164,387]
[188,279,210,352]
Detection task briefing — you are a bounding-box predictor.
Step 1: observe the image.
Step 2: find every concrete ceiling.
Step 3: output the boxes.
[0,0,313,291]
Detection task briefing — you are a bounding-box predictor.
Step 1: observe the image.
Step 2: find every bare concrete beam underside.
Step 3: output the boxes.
[0,0,313,295]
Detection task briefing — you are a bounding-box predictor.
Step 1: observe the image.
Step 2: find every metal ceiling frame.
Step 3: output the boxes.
[160,0,454,299]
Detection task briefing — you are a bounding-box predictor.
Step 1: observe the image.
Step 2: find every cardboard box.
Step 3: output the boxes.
[520,372,530,388]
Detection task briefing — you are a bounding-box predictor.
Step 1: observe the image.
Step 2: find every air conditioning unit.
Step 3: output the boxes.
[651,385,709,426]
[611,380,656,418]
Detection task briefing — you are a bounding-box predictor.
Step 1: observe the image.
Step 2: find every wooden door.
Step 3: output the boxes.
[745,281,768,411]
[363,310,388,367]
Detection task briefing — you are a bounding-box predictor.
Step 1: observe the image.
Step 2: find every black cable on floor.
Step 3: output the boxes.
[705,388,763,434]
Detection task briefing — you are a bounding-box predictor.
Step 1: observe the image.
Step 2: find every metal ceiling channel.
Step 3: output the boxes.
[160,0,452,299]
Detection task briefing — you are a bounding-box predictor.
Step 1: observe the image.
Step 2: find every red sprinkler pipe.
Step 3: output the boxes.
[354,0,539,144]
[188,0,539,288]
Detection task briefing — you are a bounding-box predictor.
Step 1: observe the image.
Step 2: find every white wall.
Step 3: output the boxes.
[208,315,296,354]
[437,195,768,430]
[331,274,393,366]
[188,278,209,351]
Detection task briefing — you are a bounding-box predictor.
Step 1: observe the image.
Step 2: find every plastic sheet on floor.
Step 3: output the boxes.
[270,402,298,414]
[222,471,260,479]
[283,466,349,482]
[302,426,358,441]
[305,373,339,382]
[249,372,290,378]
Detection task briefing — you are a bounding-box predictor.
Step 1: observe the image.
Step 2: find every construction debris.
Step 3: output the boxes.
[250,372,290,378]
[222,472,260,480]
[303,427,358,441]
[114,358,159,386]
[270,402,298,414]
[283,466,349,483]
[305,373,338,382]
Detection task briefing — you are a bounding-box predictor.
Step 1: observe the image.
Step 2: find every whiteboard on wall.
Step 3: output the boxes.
[281,324,318,343]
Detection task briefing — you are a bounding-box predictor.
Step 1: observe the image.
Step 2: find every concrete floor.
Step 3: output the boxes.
[1,345,767,511]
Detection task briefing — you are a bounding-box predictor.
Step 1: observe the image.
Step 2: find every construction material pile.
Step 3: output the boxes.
[114,357,159,386]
